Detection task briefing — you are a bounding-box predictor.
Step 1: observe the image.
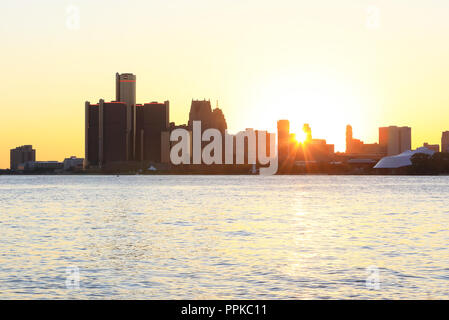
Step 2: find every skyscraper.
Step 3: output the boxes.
[187,99,227,163]
[399,126,412,153]
[85,100,128,167]
[346,125,353,153]
[188,99,227,134]
[135,101,170,163]
[378,127,389,150]
[85,73,172,169]
[277,120,290,163]
[85,102,99,167]
[10,145,36,170]
[442,131,449,153]
[379,126,411,155]
[115,73,136,160]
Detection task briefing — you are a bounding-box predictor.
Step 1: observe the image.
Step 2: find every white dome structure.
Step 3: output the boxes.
[374,147,435,169]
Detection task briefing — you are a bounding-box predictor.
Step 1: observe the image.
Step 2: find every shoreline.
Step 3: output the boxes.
[2,172,449,176]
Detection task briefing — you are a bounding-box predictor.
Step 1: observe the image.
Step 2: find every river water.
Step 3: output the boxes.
[0,175,448,299]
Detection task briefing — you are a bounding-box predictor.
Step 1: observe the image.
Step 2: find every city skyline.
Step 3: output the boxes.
[4,70,449,169]
[8,71,449,173]
[2,1,449,168]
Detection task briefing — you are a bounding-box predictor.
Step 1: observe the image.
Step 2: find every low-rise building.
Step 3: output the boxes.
[18,161,63,173]
[374,147,435,169]
[63,156,84,171]
[423,143,439,153]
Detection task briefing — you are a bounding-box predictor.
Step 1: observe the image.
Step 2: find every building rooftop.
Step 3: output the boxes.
[374,147,435,169]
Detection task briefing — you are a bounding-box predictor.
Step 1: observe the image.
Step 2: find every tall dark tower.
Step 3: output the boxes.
[442,131,449,153]
[115,73,136,160]
[346,125,353,153]
[135,101,170,163]
[277,120,290,163]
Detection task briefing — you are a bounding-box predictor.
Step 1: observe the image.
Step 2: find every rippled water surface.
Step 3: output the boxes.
[0,175,448,299]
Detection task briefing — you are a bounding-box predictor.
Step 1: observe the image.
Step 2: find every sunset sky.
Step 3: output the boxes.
[1,0,449,168]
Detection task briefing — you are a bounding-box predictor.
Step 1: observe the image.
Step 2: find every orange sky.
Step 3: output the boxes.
[1,0,449,168]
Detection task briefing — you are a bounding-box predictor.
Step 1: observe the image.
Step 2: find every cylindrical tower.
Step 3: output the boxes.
[115,73,136,160]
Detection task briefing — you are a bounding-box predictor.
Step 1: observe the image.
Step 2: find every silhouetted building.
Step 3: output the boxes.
[379,126,411,156]
[85,73,172,169]
[136,101,170,163]
[255,130,273,164]
[169,122,193,162]
[233,128,273,165]
[294,124,334,162]
[10,145,35,170]
[234,128,255,164]
[289,133,298,158]
[187,99,227,163]
[442,131,449,153]
[188,99,227,134]
[277,120,290,163]
[399,126,412,153]
[296,139,334,162]
[346,125,385,155]
[101,100,128,165]
[161,131,171,164]
[423,142,439,153]
[116,72,136,160]
[346,125,353,153]
[85,102,99,167]
[85,100,128,167]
